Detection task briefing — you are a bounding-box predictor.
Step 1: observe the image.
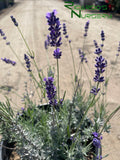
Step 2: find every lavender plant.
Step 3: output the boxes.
[0,9,120,160]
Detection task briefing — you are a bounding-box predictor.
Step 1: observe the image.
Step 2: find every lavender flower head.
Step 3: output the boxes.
[97,155,102,160]
[92,132,102,148]
[116,41,120,56]
[10,16,18,27]
[79,49,87,63]
[21,107,25,112]
[93,40,102,55]
[0,29,10,45]
[118,42,120,52]
[91,56,107,95]
[46,9,62,47]
[24,54,32,72]
[63,23,68,38]
[84,20,90,37]
[94,56,107,82]
[93,40,98,48]
[53,48,62,59]
[1,58,16,66]
[44,77,57,106]
[90,87,100,95]
[94,47,102,55]
[93,138,101,148]
[101,30,105,41]
[0,29,5,36]
[44,35,50,50]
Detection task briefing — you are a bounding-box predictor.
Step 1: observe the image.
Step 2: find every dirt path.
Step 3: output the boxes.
[0,0,120,159]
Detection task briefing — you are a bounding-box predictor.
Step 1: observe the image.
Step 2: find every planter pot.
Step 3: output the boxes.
[0,140,15,160]
[0,0,4,10]
[9,0,14,6]
[3,0,9,8]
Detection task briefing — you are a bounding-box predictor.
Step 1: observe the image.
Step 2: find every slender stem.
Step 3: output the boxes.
[74,81,99,138]
[83,63,91,87]
[32,77,42,102]
[75,95,95,137]
[17,27,44,88]
[9,45,26,71]
[68,80,80,128]
[109,56,118,79]
[68,41,76,82]
[57,59,60,99]
[83,37,86,52]
[17,27,32,56]
[100,105,120,134]
[9,44,42,100]
[86,63,93,78]
[104,56,118,103]
[30,72,45,100]
[45,49,50,66]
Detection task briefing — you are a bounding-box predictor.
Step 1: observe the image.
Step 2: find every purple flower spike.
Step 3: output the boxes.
[3,36,7,40]
[101,30,105,41]
[21,107,25,111]
[91,55,106,95]
[93,138,101,148]
[60,98,63,104]
[79,49,87,63]
[90,87,100,95]
[92,132,99,138]
[116,41,120,57]
[96,155,102,160]
[118,42,120,52]
[84,20,90,37]
[92,132,102,148]
[10,16,18,27]
[63,23,67,35]
[44,35,50,50]
[44,40,48,50]
[46,10,62,48]
[1,57,16,66]
[44,77,57,106]
[94,48,102,55]
[53,48,62,59]
[24,54,32,72]
[0,29,5,36]
[93,56,107,83]
[63,23,69,39]
[6,42,10,45]
[93,40,98,48]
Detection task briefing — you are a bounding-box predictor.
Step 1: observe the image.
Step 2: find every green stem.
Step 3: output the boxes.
[9,45,26,71]
[57,59,60,99]
[30,72,46,101]
[75,95,95,137]
[100,105,120,134]
[10,44,42,100]
[68,41,76,82]
[109,56,118,80]
[83,63,91,87]
[17,27,32,56]
[74,82,99,138]
[45,49,50,66]
[17,27,44,88]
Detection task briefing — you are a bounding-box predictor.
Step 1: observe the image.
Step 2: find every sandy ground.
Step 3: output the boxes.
[0,0,120,159]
